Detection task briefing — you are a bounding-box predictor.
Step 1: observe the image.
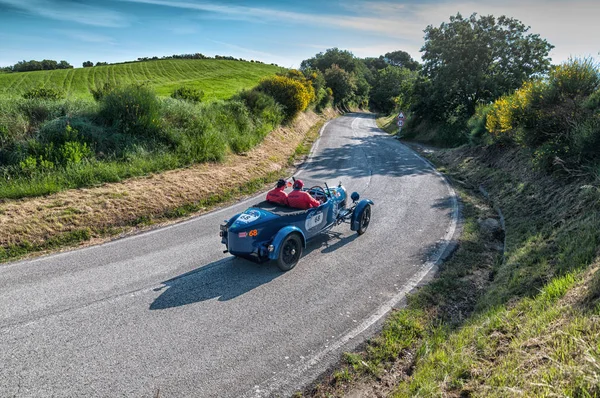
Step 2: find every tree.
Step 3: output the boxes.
[383,51,420,71]
[324,64,356,106]
[82,61,94,68]
[370,66,418,113]
[301,48,361,74]
[417,13,553,126]
[57,60,73,69]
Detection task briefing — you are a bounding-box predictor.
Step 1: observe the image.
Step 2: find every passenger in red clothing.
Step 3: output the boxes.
[266,179,289,206]
[287,179,321,210]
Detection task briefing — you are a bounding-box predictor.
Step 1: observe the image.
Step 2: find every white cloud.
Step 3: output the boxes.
[119,0,424,39]
[0,0,130,27]
[57,30,116,45]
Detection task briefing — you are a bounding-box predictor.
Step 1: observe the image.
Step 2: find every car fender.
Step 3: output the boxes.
[268,226,306,260]
[351,199,374,231]
[227,213,241,226]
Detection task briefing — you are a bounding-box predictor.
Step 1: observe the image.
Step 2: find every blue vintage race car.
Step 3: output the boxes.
[219,181,373,271]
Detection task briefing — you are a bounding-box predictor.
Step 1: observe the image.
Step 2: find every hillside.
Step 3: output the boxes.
[0,59,282,100]
[303,137,600,397]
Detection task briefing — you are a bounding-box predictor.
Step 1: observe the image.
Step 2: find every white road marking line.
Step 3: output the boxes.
[295,120,330,177]
[242,115,460,398]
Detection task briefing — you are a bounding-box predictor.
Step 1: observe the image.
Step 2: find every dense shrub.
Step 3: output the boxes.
[324,65,356,107]
[10,123,94,176]
[17,99,65,129]
[90,82,119,102]
[22,87,65,100]
[467,104,493,145]
[235,90,284,129]
[485,81,543,145]
[483,58,600,171]
[0,72,311,198]
[160,98,201,129]
[171,86,204,103]
[98,85,162,140]
[256,75,312,121]
[315,87,333,113]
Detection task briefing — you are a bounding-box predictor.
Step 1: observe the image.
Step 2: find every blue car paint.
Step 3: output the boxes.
[221,185,370,263]
[350,199,374,231]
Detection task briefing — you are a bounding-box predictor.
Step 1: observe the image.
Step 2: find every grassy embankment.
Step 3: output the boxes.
[0,59,281,100]
[0,59,336,262]
[0,109,334,263]
[301,116,599,397]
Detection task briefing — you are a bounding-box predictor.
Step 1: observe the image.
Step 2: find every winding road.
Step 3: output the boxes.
[0,113,458,397]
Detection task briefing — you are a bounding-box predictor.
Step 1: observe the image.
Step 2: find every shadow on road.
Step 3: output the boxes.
[149,231,359,310]
[304,131,435,181]
[431,196,457,221]
[149,257,281,310]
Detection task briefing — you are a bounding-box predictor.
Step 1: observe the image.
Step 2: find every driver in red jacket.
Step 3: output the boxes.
[266,179,289,206]
[287,179,321,209]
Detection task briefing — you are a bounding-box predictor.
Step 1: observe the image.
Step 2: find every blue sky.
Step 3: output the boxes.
[0,0,599,68]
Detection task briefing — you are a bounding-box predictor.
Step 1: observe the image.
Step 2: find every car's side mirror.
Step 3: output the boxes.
[351,192,360,202]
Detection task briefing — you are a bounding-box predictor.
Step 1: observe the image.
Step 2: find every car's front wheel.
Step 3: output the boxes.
[357,204,371,235]
[276,233,303,271]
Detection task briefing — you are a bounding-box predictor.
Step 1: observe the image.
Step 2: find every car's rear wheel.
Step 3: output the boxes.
[276,234,303,271]
[357,204,371,235]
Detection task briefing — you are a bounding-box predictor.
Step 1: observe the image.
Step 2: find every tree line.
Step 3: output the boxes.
[2,53,271,73]
[2,59,73,73]
[300,12,556,144]
[305,13,599,173]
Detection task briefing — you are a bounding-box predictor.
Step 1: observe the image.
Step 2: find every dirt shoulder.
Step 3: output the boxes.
[0,109,338,261]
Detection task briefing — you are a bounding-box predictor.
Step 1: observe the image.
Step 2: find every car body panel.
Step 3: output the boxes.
[220,185,371,264]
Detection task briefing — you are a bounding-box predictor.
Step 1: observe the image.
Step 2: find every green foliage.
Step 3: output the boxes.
[467,103,493,144]
[8,59,73,73]
[484,58,600,171]
[369,66,417,113]
[301,47,363,75]
[98,85,163,140]
[0,63,296,199]
[90,82,118,102]
[413,12,553,140]
[256,75,312,121]
[301,48,376,108]
[382,50,420,71]
[58,141,92,165]
[235,89,285,127]
[314,87,333,113]
[324,64,356,106]
[171,86,205,103]
[22,87,65,100]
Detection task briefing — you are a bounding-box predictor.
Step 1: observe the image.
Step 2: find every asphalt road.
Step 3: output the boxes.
[0,113,458,398]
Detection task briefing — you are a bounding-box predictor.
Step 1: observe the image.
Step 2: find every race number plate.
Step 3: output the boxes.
[305,210,324,231]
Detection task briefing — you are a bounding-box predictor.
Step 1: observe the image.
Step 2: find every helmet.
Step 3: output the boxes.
[293,179,304,190]
[276,179,286,188]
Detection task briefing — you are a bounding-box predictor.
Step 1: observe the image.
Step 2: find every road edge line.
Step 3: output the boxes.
[243,115,462,398]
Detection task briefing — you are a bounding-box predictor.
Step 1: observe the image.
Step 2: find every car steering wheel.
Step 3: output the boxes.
[308,186,327,203]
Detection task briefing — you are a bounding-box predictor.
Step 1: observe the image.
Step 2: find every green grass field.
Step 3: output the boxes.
[0,59,282,100]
